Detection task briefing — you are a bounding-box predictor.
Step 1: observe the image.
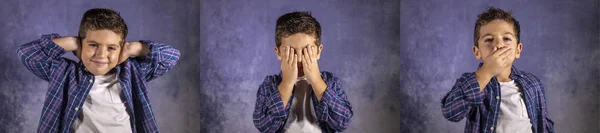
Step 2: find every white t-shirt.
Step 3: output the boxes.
[73,73,132,133]
[496,80,533,133]
[284,78,322,133]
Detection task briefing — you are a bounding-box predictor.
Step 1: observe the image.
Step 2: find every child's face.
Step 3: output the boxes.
[80,29,123,76]
[274,33,323,76]
[473,20,523,64]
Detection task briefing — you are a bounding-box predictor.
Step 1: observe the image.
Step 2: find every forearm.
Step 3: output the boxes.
[441,73,485,122]
[314,84,352,131]
[311,79,327,101]
[475,69,492,92]
[131,40,180,81]
[129,41,150,57]
[254,78,289,132]
[17,34,68,81]
[278,83,293,108]
[51,36,79,52]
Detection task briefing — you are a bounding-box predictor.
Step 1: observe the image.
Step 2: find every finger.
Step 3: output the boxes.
[284,46,289,63]
[302,54,308,69]
[303,47,308,57]
[308,46,314,58]
[496,47,513,58]
[287,48,292,65]
[492,47,509,56]
[301,48,307,62]
[303,49,310,65]
[311,46,317,61]
[292,54,297,68]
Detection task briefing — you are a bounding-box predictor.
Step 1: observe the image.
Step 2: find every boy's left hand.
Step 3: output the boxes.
[302,45,323,84]
[119,41,146,64]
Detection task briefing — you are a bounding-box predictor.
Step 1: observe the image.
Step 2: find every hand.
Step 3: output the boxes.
[477,47,515,79]
[118,41,145,64]
[301,45,322,84]
[280,45,298,88]
[302,45,328,101]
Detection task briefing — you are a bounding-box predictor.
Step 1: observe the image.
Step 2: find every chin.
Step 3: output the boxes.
[86,65,116,75]
[89,70,111,75]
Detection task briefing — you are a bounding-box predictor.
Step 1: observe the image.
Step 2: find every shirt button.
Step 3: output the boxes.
[89,79,93,83]
[75,107,79,111]
[496,96,499,99]
[491,127,494,130]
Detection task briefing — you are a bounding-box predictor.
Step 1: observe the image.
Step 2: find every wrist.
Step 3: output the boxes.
[308,77,325,85]
[475,69,493,81]
[279,80,295,88]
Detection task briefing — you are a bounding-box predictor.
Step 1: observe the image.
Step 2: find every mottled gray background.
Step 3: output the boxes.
[399,0,599,132]
[0,0,200,132]
[199,0,400,132]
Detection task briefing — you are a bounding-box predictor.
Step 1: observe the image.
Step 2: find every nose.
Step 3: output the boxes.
[494,37,505,49]
[295,48,303,63]
[95,46,107,57]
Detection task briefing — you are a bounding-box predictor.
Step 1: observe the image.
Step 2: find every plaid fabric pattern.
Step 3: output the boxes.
[253,71,353,133]
[17,34,180,133]
[441,64,554,133]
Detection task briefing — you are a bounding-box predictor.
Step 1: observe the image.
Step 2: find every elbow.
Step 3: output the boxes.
[331,112,353,131]
[16,45,26,59]
[443,113,462,122]
[441,104,464,122]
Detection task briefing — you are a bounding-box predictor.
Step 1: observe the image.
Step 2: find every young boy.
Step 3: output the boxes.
[441,7,554,133]
[252,11,353,133]
[17,8,180,132]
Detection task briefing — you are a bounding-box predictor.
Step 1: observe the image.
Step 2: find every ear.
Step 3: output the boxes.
[472,45,481,60]
[515,42,523,59]
[316,44,324,60]
[73,38,82,60]
[274,46,282,60]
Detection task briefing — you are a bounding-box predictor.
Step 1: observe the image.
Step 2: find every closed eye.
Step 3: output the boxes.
[484,38,493,43]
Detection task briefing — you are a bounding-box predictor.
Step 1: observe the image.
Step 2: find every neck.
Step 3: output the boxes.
[496,66,513,82]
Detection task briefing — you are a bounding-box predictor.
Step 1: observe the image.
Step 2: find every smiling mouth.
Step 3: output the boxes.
[91,60,108,66]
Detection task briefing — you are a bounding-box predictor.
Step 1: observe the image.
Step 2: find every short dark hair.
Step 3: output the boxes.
[275,11,321,47]
[78,8,128,45]
[474,7,520,47]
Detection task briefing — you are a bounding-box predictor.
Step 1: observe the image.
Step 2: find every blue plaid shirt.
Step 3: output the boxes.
[17,34,180,133]
[441,64,554,133]
[253,71,353,133]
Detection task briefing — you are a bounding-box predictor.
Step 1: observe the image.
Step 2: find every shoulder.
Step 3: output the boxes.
[262,74,281,84]
[516,70,547,95]
[320,71,340,82]
[518,70,543,84]
[456,72,477,81]
[257,74,282,93]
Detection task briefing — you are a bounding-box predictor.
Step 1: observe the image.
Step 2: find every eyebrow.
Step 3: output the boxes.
[289,44,314,49]
[86,40,120,47]
[107,44,120,47]
[480,32,515,38]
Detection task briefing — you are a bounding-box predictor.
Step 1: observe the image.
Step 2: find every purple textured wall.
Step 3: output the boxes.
[199,0,400,132]
[399,0,599,132]
[1,0,598,133]
[0,0,200,132]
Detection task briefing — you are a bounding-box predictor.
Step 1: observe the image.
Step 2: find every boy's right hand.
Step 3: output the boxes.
[477,47,514,79]
[278,46,297,107]
[280,46,298,88]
